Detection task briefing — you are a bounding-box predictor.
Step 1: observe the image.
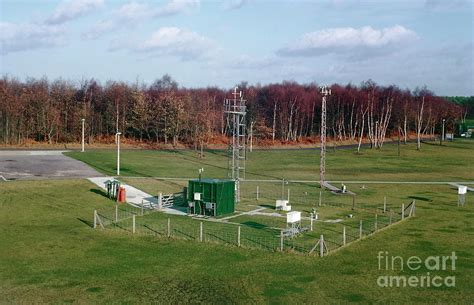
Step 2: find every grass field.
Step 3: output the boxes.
[1,140,473,303]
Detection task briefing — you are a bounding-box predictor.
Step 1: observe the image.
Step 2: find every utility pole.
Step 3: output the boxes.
[116,132,121,176]
[319,86,331,189]
[81,118,85,152]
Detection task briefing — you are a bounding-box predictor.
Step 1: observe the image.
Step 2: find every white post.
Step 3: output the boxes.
[280,231,284,252]
[116,132,121,176]
[412,200,416,216]
[200,222,203,242]
[238,226,241,247]
[93,210,97,229]
[320,235,324,257]
[158,192,163,209]
[402,204,405,220]
[310,217,313,231]
[383,196,387,213]
[256,185,259,201]
[343,226,346,246]
[132,214,136,234]
[115,204,118,223]
[319,191,322,206]
[81,118,85,152]
[167,218,171,237]
[375,214,378,231]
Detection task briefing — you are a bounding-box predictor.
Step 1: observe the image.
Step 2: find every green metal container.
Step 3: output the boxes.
[187,179,235,216]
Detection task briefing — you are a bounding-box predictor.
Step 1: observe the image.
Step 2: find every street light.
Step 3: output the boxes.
[441,118,446,145]
[116,132,122,176]
[81,119,85,152]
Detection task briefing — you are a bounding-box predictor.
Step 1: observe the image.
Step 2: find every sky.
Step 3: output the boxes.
[0,0,473,95]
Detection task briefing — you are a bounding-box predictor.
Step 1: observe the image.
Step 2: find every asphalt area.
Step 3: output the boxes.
[0,150,103,180]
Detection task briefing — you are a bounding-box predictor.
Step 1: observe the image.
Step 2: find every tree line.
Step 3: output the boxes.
[0,75,464,149]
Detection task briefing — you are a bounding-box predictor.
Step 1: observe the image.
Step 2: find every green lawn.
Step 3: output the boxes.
[66,140,474,181]
[1,140,473,303]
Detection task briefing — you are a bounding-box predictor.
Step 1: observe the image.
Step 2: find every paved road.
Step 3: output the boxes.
[0,150,103,180]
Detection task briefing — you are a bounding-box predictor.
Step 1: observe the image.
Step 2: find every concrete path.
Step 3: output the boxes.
[322,181,356,195]
[0,150,103,180]
[87,177,187,216]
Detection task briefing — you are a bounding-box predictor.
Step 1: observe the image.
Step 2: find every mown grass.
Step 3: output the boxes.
[1,179,473,303]
[1,140,473,303]
[66,139,474,181]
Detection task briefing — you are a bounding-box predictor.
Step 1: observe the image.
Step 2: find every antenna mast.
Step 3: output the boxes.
[224,87,247,202]
[320,86,331,189]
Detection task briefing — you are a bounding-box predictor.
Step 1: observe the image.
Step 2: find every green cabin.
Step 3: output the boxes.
[187,179,235,216]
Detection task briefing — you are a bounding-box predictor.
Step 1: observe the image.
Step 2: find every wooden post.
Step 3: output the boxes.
[167,218,171,237]
[383,196,387,213]
[402,204,405,220]
[320,235,324,257]
[389,210,392,225]
[319,191,322,207]
[280,231,284,252]
[132,214,136,234]
[115,205,118,223]
[359,220,363,238]
[93,210,97,229]
[310,217,313,231]
[375,214,378,231]
[238,226,241,247]
[200,222,203,242]
[343,226,346,246]
[256,186,259,201]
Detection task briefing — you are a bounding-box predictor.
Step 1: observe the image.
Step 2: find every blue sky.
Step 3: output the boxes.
[1,0,473,95]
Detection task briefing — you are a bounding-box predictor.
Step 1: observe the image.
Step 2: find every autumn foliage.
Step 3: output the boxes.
[0,75,462,147]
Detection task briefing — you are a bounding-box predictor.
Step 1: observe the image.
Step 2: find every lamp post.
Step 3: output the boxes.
[116,132,122,176]
[81,119,85,152]
[441,119,445,145]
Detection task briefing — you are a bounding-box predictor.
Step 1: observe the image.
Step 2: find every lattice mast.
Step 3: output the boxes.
[320,86,331,189]
[224,87,247,202]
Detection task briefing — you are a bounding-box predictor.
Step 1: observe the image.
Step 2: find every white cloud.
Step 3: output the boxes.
[0,22,66,54]
[83,0,199,39]
[135,27,215,60]
[46,0,104,25]
[277,25,418,58]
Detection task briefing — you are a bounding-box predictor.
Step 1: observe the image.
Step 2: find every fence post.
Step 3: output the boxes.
[402,204,405,220]
[383,196,387,213]
[375,214,378,231]
[310,217,313,231]
[238,226,241,247]
[359,220,363,238]
[320,235,324,257]
[256,186,259,201]
[319,191,322,207]
[343,226,346,246]
[280,231,284,252]
[288,188,290,202]
[141,200,144,216]
[412,200,416,216]
[389,210,392,225]
[93,210,97,229]
[352,195,356,210]
[200,222,203,242]
[115,204,118,223]
[132,214,136,234]
[167,218,171,238]
[158,192,163,209]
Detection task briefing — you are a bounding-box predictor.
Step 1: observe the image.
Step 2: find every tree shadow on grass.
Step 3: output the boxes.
[241,221,267,229]
[408,195,432,202]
